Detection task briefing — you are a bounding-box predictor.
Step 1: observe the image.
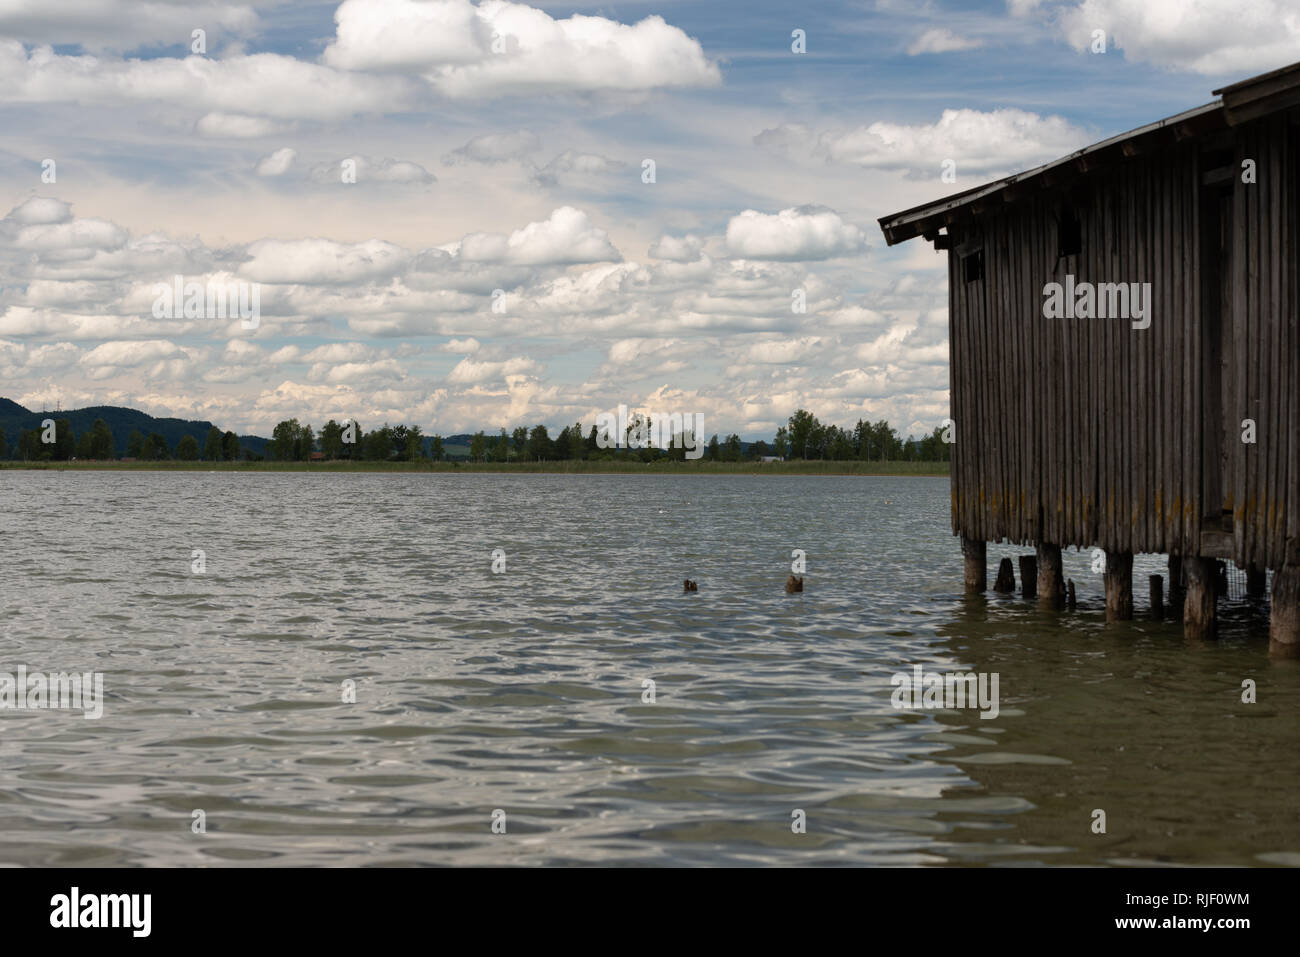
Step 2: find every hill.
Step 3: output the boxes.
[0,398,268,457]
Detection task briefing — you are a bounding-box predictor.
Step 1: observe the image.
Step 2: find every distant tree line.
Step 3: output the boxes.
[0,419,244,462]
[0,411,951,465]
[774,410,952,462]
[258,411,953,464]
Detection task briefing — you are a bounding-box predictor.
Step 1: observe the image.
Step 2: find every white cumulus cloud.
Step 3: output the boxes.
[256,147,298,177]
[807,108,1091,176]
[725,206,867,262]
[1050,0,1300,75]
[323,0,721,98]
[240,239,412,284]
[454,206,619,265]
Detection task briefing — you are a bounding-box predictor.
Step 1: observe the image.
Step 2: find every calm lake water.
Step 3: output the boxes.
[1,471,1297,867]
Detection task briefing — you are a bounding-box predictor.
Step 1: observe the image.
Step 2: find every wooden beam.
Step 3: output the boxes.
[1036,543,1064,609]
[1104,550,1133,621]
[1222,88,1300,126]
[1183,557,1218,640]
[962,537,987,594]
[1019,555,1038,599]
[1200,164,1235,187]
[1270,565,1300,657]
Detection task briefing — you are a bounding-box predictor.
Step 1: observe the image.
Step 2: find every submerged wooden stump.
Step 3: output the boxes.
[1183,556,1217,640]
[1270,565,1300,657]
[1104,550,1133,621]
[994,558,1016,593]
[1018,555,1037,599]
[961,537,987,594]
[1066,578,1077,610]
[1036,543,1064,609]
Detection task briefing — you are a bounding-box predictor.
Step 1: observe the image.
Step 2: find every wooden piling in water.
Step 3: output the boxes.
[962,537,987,594]
[1167,555,1185,619]
[1018,555,1037,599]
[994,558,1016,593]
[1183,556,1218,639]
[1036,543,1064,609]
[1104,550,1133,621]
[1246,563,1267,598]
[1066,579,1077,610]
[1270,566,1300,657]
[1149,574,1164,619]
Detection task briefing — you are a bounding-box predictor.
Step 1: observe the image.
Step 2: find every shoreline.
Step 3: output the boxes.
[0,460,951,477]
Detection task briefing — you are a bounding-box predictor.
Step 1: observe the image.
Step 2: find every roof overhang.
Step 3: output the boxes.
[877,101,1226,247]
[1214,61,1300,125]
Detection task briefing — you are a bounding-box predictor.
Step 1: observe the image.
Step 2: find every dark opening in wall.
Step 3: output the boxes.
[1058,208,1082,257]
[962,249,984,283]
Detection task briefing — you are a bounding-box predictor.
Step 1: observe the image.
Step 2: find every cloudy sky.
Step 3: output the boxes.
[0,0,1296,439]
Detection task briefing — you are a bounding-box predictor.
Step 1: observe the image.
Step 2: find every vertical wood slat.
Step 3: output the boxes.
[1287,120,1299,569]
[1187,144,1202,554]
[1234,130,1250,562]
[1269,119,1285,562]
[1232,134,1251,562]
[949,248,964,537]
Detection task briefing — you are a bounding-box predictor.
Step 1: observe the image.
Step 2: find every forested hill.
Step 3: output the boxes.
[0,398,268,457]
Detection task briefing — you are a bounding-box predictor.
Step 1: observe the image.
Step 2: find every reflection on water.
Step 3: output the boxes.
[0,471,1296,866]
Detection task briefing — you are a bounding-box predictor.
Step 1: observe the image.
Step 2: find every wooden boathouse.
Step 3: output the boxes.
[878,62,1300,655]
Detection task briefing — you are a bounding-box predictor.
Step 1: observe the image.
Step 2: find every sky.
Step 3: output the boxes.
[0,0,1297,440]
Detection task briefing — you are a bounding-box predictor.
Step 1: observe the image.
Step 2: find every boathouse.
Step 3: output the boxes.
[878,62,1300,655]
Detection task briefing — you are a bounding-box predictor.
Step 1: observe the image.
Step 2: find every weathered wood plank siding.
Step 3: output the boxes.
[946,112,1298,568]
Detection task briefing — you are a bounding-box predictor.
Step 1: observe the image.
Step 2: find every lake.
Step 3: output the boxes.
[1,471,1296,866]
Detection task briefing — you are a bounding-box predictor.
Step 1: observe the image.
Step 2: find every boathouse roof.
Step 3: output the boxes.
[878,60,1300,247]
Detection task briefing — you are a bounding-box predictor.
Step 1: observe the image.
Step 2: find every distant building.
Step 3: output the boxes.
[759,456,784,463]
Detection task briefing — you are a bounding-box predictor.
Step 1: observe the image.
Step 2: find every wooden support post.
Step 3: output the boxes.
[1246,563,1267,598]
[1036,543,1064,609]
[1066,579,1077,610]
[1270,565,1300,658]
[1104,550,1133,621]
[1183,556,1218,640]
[994,558,1016,593]
[1168,555,1185,619]
[961,537,987,594]
[1019,555,1037,599]
[1149,574,1164,619]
